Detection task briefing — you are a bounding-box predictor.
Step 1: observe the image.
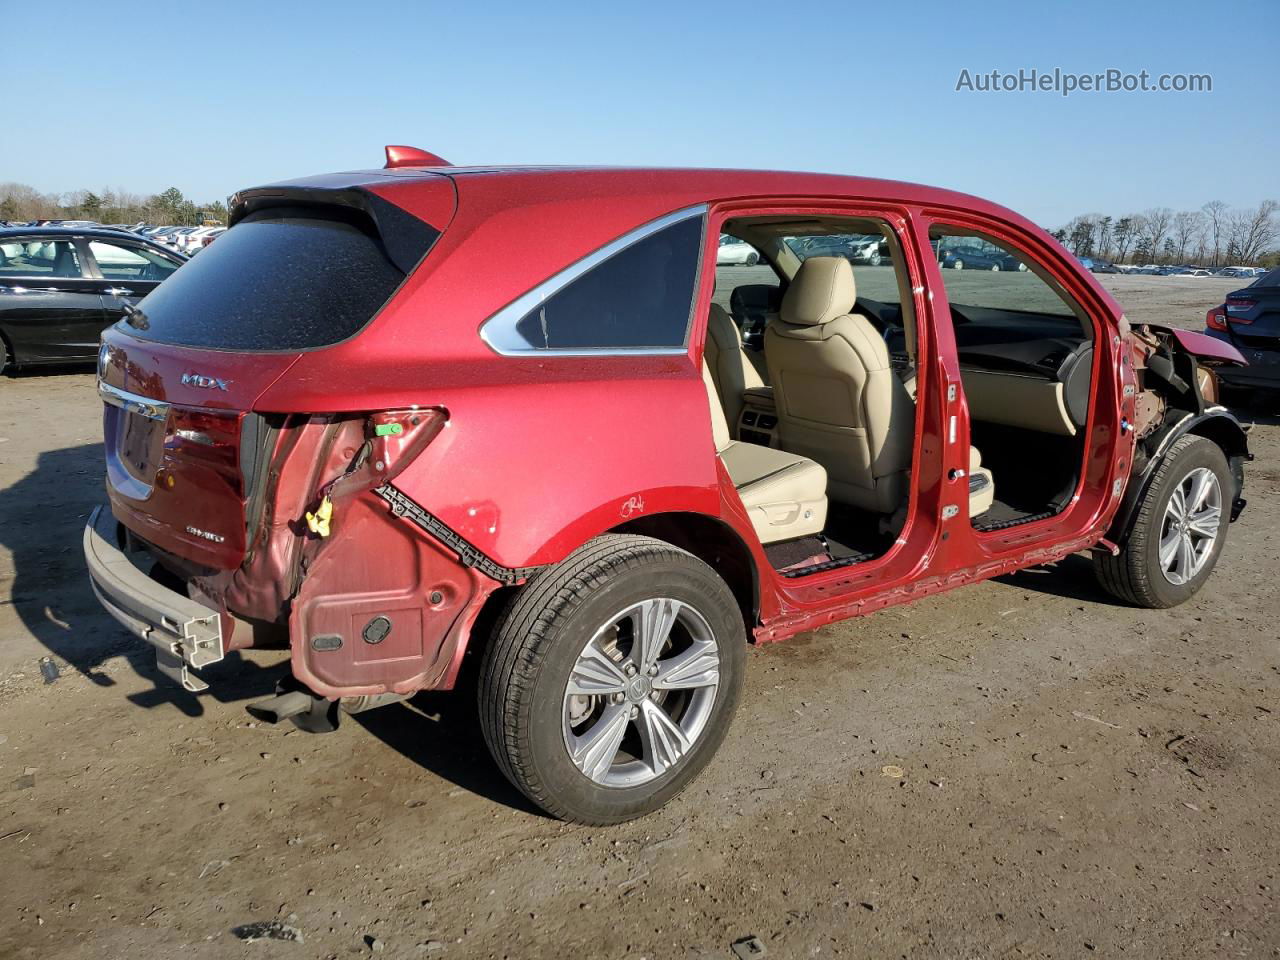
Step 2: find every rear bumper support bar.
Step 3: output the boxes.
[83,505,224,691]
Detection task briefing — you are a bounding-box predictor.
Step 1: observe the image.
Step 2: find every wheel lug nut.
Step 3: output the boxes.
[648,664,658,677]
[612,692,625,704]
[629,706,639,719]
[624,663,637,677]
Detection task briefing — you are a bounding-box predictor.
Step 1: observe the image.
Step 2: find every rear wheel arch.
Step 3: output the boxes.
[457,513,758,697]
[612,511,759,636]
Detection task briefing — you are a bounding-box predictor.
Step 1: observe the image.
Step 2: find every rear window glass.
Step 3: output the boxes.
[126,210,405,351]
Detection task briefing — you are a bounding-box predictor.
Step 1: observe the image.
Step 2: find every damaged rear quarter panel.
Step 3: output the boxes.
[289,492,497,698]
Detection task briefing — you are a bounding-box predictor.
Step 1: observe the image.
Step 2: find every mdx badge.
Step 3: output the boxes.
[181,372,230,390]
[185,526,226,543]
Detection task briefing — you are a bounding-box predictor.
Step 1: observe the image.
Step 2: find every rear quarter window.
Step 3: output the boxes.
[126,209,406,351]
[481,209,705,354]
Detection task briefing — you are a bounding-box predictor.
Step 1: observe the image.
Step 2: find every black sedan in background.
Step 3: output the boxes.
[1205,267,1280,399]
[0,226,185,372]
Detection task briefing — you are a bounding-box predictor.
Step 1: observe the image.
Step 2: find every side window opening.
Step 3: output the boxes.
[483,209,705,354]
[929,225,1097,532]
[712,231,778,354]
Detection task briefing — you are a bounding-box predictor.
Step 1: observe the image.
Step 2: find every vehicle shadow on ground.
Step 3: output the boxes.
[0,441,282,716]
[352,691,546,818]
[994,554,1119,605]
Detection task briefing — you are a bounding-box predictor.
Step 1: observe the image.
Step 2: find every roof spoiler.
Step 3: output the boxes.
[227,183,442,275]
[384,145,450,169]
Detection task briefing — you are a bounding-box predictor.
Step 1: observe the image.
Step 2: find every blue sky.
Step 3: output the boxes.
[5,0,1275,226]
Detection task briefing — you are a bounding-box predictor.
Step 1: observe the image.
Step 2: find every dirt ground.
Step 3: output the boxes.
[0,275,1276,959]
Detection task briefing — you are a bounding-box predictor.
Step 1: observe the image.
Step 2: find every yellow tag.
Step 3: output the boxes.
[305,496,333,538]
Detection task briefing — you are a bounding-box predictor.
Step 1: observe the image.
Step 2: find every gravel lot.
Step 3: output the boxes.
[0,275,1276,959]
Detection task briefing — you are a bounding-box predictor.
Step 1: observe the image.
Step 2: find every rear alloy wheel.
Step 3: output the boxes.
[1096,435,1232,608]
[479,535,745,824]
[745,252,759,266]
[0,338,7,375]
[953,259,965,270]
[991,263,1001,271]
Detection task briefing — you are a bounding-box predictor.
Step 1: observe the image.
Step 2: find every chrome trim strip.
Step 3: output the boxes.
[968,473,992,493]
[479,204,709,357]
[97,380,170,421]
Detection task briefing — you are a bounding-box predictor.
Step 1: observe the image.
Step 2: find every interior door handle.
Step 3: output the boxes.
[105,286,134,297]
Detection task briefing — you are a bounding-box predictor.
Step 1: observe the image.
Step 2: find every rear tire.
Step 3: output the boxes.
[478,534,746,824]
[0,338,8,375]
[1095,435,1232,608]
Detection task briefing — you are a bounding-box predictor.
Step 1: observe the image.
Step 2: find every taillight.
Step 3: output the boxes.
[162,408,244,492]
[1206,306,1228,331]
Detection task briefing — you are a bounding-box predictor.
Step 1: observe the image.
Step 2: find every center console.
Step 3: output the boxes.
[737,386,779,447]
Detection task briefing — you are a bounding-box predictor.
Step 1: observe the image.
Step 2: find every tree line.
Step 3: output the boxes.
[0,182,227,227]
[1052,200,1279,268]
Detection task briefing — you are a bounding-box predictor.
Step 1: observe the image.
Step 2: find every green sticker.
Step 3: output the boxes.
[374,423,403,437]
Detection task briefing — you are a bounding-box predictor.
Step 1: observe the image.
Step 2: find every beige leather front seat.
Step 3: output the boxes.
[702,364,827,544]
[764,257,915,514]
[705,304,764,430]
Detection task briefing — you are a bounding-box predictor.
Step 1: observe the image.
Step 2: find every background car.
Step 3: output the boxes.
[1205,267,1280,399]
[716,235,760,266]
[0,226,186,372]
[939,241,1006,270]
[786,235,856,260]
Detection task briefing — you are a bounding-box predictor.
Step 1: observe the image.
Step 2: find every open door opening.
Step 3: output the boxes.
[928,226,1095,531]
[704,213,940,576]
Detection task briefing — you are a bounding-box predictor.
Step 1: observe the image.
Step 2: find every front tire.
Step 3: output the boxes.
[478,535,746,824]
[953,259,964,270]
[745,253,759,266]
[1096,435,1232,608]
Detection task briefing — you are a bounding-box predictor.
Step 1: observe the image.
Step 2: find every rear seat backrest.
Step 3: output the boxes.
[705,304,764,428]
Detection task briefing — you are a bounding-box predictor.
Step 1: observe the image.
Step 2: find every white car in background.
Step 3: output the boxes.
[716,235,760,266]
[172,226,222,255]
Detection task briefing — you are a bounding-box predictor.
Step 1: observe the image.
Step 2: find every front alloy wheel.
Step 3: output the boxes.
[1157,466,1221,586]
[1096,435,1233,608]
[479,535,745,824]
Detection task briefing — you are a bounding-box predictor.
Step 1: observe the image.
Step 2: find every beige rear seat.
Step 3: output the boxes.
[703,364,827,544]
[705,303,764,430]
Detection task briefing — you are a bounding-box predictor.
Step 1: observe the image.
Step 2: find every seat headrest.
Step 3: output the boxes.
[780,256,856,326]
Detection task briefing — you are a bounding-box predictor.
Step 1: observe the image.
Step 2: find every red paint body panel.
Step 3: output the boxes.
[1160,326,1248,366]
[97,164,1144,698]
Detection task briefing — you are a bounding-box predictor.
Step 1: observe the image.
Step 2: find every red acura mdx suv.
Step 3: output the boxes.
[85,147,1250,823]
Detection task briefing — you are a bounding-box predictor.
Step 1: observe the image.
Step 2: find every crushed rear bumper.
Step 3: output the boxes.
[83,505,224,691]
